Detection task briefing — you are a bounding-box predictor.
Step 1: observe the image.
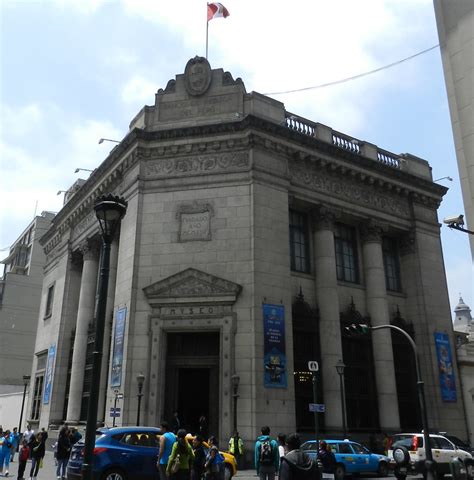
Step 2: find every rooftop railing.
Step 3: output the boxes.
[284,111,401,170]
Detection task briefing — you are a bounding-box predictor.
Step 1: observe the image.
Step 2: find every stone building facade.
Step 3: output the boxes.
[28,58,467,444]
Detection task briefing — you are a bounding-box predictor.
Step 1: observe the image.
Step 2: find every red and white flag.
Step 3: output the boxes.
[207,2,230,22]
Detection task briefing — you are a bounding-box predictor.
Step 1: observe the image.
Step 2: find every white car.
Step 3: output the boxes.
[388,433,474,479]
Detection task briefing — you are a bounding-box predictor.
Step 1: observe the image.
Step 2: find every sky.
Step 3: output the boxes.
[0,0,472,315]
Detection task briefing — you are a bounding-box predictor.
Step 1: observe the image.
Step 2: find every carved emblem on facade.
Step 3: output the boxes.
[145,152,249,177]
[184,56,212,96]
[177,202,214,242]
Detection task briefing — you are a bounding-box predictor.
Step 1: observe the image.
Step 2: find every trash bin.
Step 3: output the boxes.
[450,457,467,480]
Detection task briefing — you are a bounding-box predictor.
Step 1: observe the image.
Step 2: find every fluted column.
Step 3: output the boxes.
[66,239,100,423]
[360,221,400,431]
[97,239,119,423]
[311,206,344,431]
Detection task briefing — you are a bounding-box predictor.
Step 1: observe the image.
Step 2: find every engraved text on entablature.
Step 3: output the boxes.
[291,166,410,217]
[145,152,249,177]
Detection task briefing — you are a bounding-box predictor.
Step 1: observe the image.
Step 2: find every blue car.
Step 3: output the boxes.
[67,426,161,480]
[301,439,390,480]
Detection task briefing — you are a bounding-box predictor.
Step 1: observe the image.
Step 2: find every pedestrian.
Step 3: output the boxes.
[23,425,35,458]
[170,411,181,434]
[205,436,224,480]
[40,428,48,444]
[192,435,206,480]
[156,421,176,480]
[254,426,279,480]
[17,439,30,480]
[279,433,319,480]
[382,433,390,455]
[29,431,45,479]
[0,429,13,476]
[277,434,287,458]
[56,427,71,479]
[69,427,82,445]
[10,427,20,462]
[198,415,208,438]
[317,441,336,480]
[228,430,244,469]
[166,429,194,480]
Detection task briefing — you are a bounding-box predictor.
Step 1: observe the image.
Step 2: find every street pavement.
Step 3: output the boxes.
[8,451,425,480]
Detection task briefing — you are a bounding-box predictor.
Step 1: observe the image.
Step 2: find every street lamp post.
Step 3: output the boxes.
[335,360,347,439]
[81,194,127,480]
[18,375,30,432]
[136,373,145,426]
[231,374,240,433]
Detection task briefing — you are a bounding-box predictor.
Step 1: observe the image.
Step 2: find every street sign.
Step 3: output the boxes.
[309,403,326,412]
[110,407,121,417]
[115,393,123,399]
[308,361,319,372]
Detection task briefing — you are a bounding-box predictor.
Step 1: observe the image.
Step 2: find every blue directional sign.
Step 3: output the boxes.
[309,403,326,412]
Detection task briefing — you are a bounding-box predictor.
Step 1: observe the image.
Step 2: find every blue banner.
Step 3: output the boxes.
[434,332,457,402]
[110,307,127,388]
[43,344,56,404]
[263,304,287,388]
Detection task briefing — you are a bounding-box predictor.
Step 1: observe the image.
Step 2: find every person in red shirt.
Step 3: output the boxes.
[17,440,30,480]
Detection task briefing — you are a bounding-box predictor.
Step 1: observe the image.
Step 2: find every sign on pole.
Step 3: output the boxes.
[308,361,319,372]
[309,403,326,412]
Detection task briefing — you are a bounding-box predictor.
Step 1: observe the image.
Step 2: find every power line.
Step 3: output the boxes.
[264,44,439,96]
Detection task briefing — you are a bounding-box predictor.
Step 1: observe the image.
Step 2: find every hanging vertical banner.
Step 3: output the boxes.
[434,332,457,402]
[263,304,287,388]
[110,307,127,388]
[43,344,56,404]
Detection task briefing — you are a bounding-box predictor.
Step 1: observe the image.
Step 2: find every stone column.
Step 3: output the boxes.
[66,239,100,423]
[360,221,400,431]
[97,239,119,423]
[311,206,344,431]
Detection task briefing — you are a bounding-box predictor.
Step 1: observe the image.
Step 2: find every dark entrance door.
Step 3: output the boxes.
[165,332,219,437]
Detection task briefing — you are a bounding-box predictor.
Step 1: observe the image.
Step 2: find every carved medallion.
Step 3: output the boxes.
[184,56,212,96]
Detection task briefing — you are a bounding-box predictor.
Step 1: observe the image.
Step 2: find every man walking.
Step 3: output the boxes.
[255,426,279,480]
[157,421,176,480]
[279,433,319,480]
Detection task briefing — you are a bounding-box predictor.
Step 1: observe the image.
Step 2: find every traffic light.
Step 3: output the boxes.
[344,323,371,337]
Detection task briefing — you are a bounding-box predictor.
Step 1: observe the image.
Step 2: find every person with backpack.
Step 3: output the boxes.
[279,433,320,480]
[254,426,279,480]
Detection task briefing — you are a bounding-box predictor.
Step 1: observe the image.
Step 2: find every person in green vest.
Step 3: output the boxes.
[228,430,244,469]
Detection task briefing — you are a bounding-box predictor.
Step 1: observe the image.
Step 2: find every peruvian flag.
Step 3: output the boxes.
[207,2,230,21]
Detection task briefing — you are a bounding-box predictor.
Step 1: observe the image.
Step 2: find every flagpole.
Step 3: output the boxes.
[206,2,209,59]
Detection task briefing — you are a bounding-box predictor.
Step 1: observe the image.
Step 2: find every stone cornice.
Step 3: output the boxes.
[40,114,447,254]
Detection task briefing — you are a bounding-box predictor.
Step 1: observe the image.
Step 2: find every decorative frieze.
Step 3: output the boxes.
[144,152,249,177]
[291,163,410,217]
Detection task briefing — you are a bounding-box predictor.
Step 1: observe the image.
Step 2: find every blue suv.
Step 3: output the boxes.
[67,426,161,480]
[301,439,390,480]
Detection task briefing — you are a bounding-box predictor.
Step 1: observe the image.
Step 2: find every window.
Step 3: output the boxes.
[383,237,401,291]
[335,224,359,283]
[45,284,54,318]
[31,352,47,421]
[289,210,310,273]
[339,443,353,454]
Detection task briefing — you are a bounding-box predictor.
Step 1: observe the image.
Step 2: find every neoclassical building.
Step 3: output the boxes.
[28,57,467,444]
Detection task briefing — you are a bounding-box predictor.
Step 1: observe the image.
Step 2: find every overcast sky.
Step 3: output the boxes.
[0,0,471,314]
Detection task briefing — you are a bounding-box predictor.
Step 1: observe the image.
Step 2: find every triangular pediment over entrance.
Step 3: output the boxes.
[143,268,242,307]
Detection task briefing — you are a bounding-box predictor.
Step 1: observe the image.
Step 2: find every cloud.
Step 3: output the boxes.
[121,75,157,104]
[50,0,107,14]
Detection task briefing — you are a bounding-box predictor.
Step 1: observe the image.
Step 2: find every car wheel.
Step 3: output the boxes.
[377,462,389,477]
[334,463,346,480]
[224,464,233,480]
[102,468,128,480]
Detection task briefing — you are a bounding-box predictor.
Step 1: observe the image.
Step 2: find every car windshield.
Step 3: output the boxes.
[447,436,470,449]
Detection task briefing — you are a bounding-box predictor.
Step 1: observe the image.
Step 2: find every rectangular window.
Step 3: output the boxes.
[31,352,47,421]
[383,237,401,292]
[289,210,310,273]
[334,223,359,283]
[45,284,54,318]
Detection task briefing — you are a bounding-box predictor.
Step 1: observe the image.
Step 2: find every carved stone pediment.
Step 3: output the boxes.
[143,268,242,306]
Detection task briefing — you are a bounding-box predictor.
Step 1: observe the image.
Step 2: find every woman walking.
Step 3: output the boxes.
[29,432,45,479]
[166,429,194,480]
[56,427,71,479]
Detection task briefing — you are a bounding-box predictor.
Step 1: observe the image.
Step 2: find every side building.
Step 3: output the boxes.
[0,211,55,428]
[28,58,467,445]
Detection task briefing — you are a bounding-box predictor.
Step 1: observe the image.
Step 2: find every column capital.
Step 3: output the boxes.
[311,206,340,232]
[79,238,101,261]
[359,219,388,243]
[399,230,416,255]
